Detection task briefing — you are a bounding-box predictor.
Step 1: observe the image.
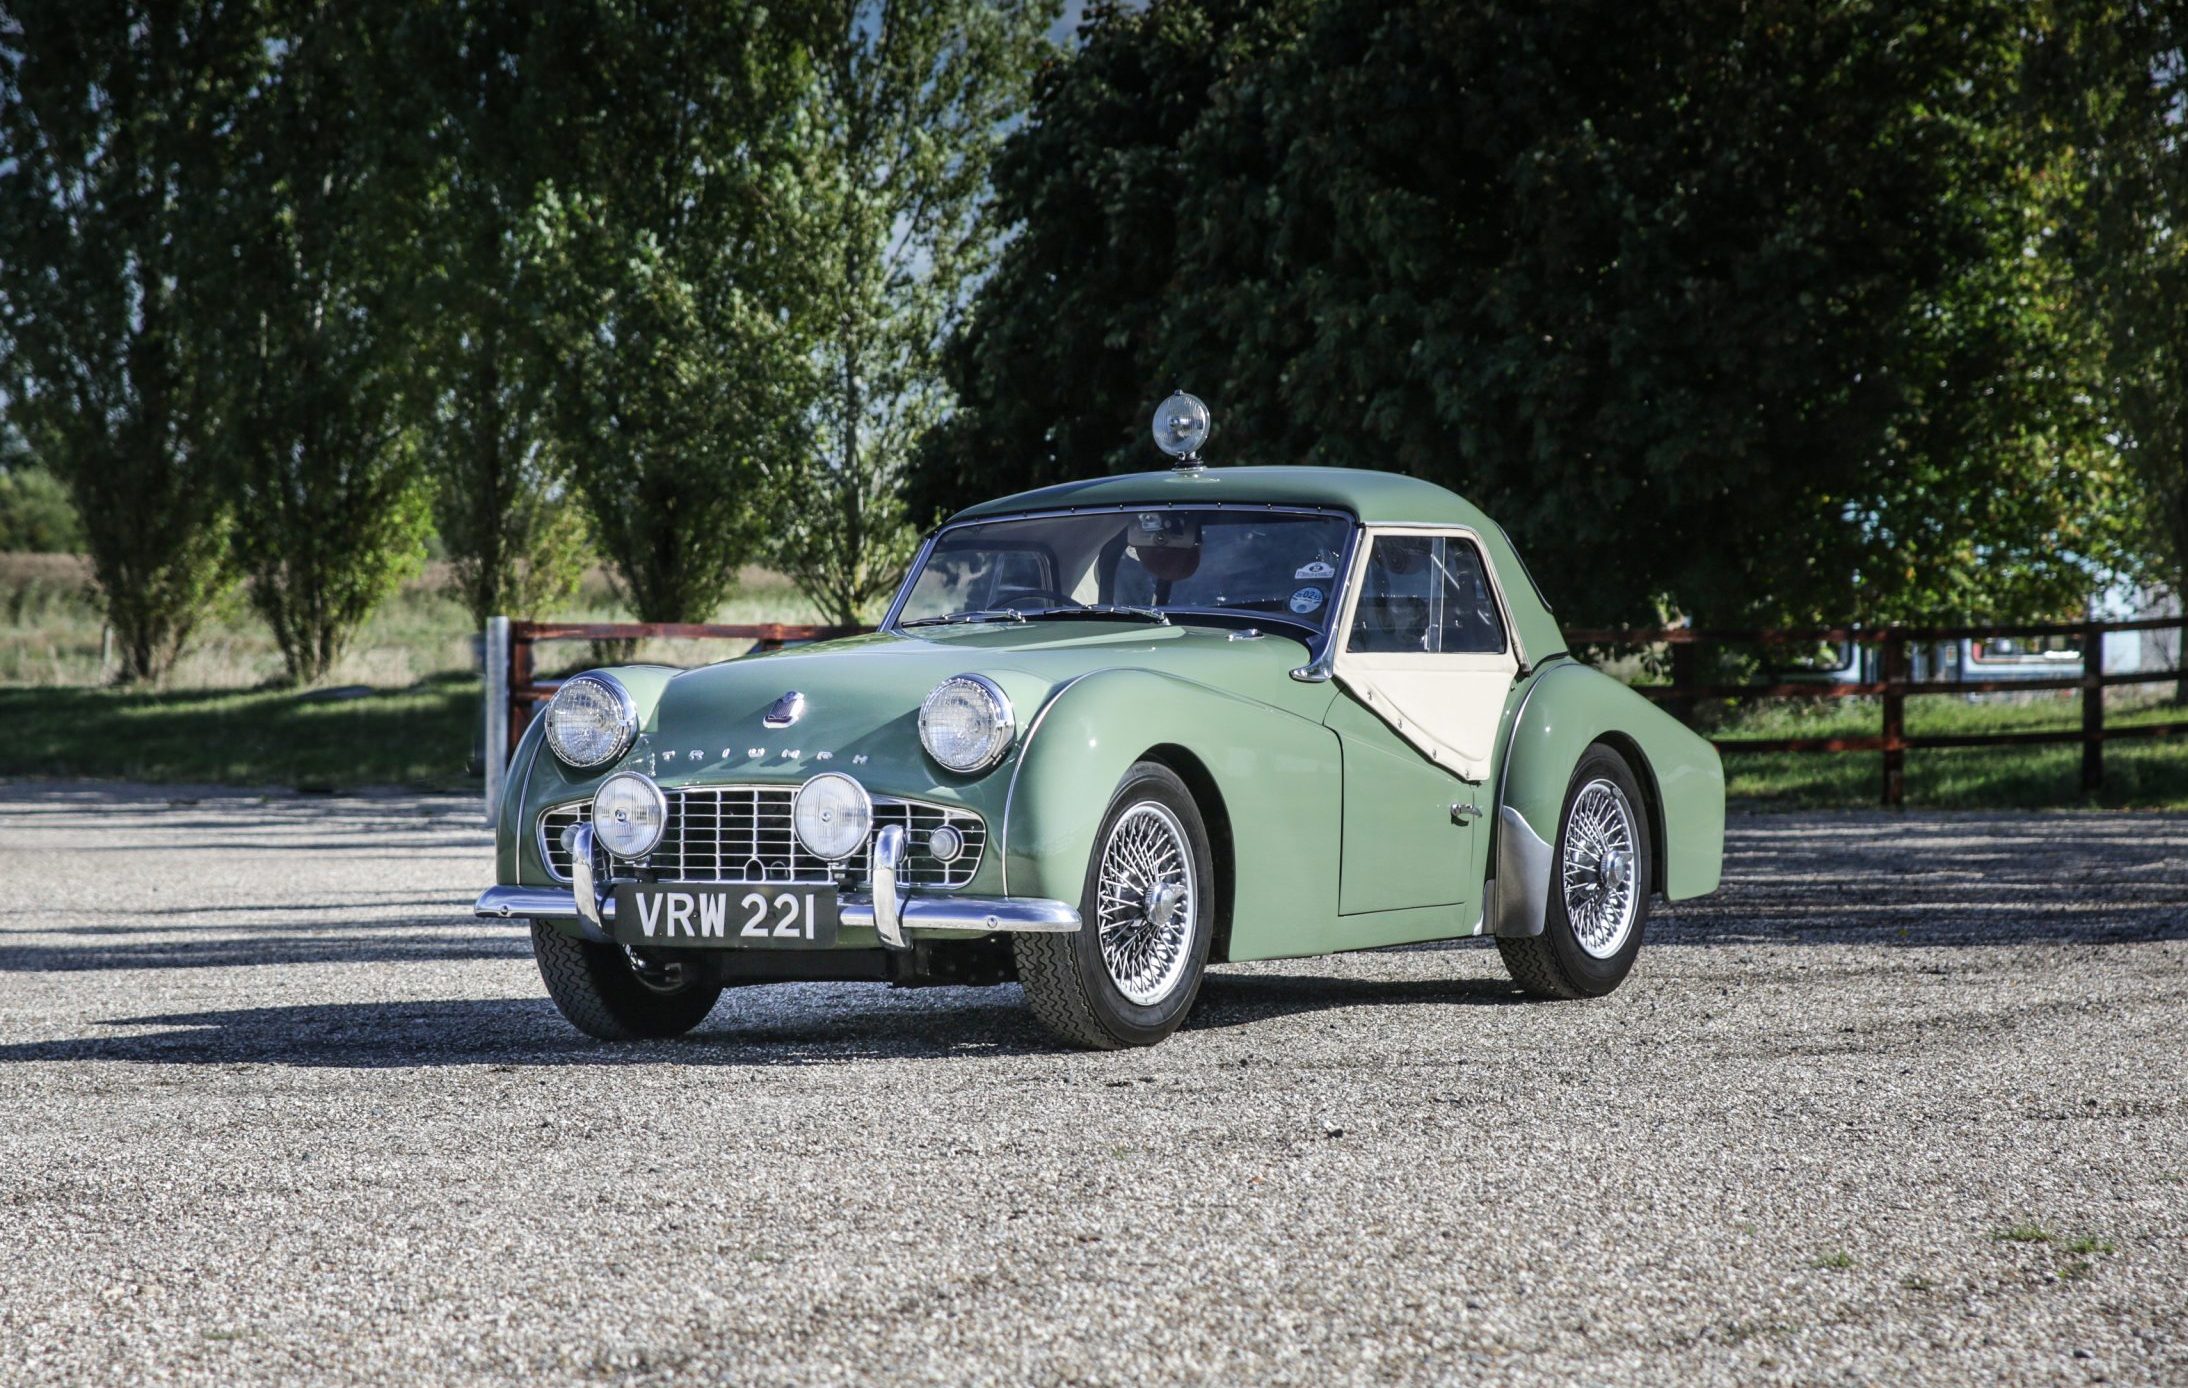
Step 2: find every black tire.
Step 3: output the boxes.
[1496,745,1652,1000]
[1013,762,1215,1050]
[530,921,723,1040]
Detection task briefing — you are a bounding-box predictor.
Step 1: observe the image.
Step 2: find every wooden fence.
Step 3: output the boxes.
[1565,616,2188,806]
[479,612,2186,819]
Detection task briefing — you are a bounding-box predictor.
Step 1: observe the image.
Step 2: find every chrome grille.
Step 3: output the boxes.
[538,787,985,890]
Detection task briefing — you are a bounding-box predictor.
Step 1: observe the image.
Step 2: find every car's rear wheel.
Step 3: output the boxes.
[1495,745,1652,999]
[530,921,723,1040]
[1013,762,1215,1049]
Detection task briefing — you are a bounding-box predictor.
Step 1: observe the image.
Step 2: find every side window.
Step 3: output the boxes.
[1347,535,1508,655]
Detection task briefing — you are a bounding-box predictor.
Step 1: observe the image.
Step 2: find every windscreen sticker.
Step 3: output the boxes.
[1294,560,1336,580]
[1289,587,1325,615]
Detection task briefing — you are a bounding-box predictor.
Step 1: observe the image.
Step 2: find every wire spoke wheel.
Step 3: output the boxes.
[1094,802,1197,1005]
[1560,778,1639,959]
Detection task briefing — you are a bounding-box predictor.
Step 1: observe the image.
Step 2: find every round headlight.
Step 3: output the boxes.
[592,771,667,859]
[544,673,638,768]
[919,674,1015,774]
[793,773,873,861]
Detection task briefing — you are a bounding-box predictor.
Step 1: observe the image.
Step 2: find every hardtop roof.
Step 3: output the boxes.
[947,466,1495,529]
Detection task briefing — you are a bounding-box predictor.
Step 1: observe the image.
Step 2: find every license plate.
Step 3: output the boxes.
[611,884,839,949]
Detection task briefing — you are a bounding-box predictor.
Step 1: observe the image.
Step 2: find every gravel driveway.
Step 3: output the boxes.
[0,782,2182,1386]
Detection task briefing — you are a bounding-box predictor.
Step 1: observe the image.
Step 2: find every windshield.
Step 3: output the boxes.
[892,508,1353,633]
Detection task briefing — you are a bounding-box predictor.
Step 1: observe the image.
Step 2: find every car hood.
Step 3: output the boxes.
[629,621,1322,797]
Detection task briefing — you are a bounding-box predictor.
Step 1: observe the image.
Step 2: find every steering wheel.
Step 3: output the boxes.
[996,589,1079,611]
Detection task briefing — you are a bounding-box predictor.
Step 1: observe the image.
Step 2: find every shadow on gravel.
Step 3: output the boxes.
[0,995,1046,1068]
[1190,970,1527,1025]
[0,971,1527,1068]
[0,927,528,972]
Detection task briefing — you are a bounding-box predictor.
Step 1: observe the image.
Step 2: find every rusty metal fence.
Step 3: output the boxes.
[1566,617,2188,806]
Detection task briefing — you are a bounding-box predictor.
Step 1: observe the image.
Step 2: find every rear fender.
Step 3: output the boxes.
[1489,661,1724,937]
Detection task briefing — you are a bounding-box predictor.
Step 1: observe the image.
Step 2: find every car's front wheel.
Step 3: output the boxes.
[530,922,723,1040]
[1495,745,1652,999]
[1013,762,1215,1049]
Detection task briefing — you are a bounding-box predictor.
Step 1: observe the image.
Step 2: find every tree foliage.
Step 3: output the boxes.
[2057,5,2188,640]
[0,426,84,552]
[521,1,819,625]
[410,0,589,628]
[206,0,436,685]
[761,0,1055,625]
[0,0,250,679]
[920,0,2128,628]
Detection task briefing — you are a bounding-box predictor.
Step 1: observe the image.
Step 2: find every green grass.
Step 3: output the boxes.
[1992,1223,2056,1244]
[5,550,2186,803]
[0,554,823,790]
[1809,1250,1858,1270]
[1715,693,2188,810]
[0,554,822,689]
[0,675,484,790]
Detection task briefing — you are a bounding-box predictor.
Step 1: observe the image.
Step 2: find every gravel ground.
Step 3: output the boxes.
[0,782,2182,1387]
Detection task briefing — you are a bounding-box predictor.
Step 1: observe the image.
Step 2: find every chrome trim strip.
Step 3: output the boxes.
[998,670,1098,897]
[472,884,1081,935]
[1488,805,1553,938]
[870,824,909,949]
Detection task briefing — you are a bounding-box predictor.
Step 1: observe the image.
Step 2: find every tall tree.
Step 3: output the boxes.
[920,0,2126,629]
[523,2,819,624]
[411,0,587,631]
[2058,2,2188,697]
[762,0,1055,624]
[208,0,437,685]
[0,0,257,680]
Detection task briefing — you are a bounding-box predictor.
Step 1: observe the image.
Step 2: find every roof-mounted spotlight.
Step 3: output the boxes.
[1152,391,1212,472]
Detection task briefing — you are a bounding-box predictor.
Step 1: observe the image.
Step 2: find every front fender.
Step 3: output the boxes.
[1491,660,1724,935]
[495,665,682,885]
[1000,668,1345,961]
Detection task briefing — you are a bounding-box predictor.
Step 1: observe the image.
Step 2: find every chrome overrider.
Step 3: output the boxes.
[473,817,1082,947]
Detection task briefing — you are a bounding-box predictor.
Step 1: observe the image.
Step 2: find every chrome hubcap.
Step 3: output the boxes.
[1561,778,1639,959]
[1095,803,1196,1006]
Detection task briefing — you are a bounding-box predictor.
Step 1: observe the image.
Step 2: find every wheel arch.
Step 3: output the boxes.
[1591,730,1667,895]
[1491,661,1724,938]
[1001,667,1342,959]
[1137,743,1236,964]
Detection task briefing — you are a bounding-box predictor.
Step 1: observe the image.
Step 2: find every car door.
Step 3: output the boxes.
[1326,528,1519,916]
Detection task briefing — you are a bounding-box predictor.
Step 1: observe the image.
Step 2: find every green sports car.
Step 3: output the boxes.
[476,397,1725,1049]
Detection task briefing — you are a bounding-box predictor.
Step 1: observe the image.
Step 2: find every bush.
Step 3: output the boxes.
[0,464,84,553]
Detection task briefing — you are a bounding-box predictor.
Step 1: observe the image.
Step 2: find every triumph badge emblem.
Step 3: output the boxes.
[764,691,807,729]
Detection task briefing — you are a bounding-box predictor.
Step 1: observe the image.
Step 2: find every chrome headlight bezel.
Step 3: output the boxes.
[918,673,1015,774]
[543,672,639,769]
[792,772,875,862]
[591,770,668,860]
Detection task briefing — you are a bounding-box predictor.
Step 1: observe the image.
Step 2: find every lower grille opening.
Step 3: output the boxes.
[540,786,984,890]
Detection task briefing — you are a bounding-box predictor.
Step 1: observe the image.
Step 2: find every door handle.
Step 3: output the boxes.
[1451,802,1483,825]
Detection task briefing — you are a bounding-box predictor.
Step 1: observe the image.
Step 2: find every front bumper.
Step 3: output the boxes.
[474,824,1080,948]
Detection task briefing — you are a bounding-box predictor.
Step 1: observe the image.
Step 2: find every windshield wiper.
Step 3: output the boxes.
[1020,604,1171,626]
[898,609,1028,628]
